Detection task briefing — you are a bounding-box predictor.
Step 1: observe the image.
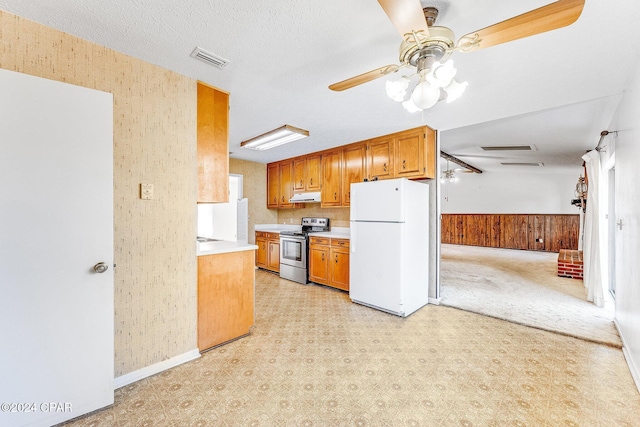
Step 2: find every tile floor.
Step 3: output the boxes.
[62,270,640,426]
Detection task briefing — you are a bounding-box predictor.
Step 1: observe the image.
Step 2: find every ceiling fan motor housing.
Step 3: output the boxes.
[399,26,455,67]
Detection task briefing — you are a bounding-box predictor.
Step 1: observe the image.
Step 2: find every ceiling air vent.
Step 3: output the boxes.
[481,145,536,151]
[190,47,229,69]
[500,162,544,166]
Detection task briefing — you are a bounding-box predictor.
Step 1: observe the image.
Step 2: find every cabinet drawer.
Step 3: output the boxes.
[309,236,330,245]
[331,238,350,248]
[266,232,280,240]
[256,231,268,238]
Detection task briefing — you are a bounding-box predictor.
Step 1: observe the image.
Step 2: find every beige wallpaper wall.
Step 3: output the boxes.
[0,11,198,376]
[229,159,278,243]
[230,157,351,230]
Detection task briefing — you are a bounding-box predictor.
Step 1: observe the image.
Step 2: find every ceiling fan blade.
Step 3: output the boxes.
[377,0,430,40]
[329,65,399,91]
[457,0,585,52]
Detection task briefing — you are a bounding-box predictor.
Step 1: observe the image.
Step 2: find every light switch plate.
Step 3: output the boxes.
[140,183,154,200]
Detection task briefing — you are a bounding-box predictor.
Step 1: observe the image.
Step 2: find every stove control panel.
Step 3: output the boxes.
[302,217,329,228]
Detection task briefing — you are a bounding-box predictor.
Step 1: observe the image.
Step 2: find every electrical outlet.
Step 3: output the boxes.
[140,183,154,200]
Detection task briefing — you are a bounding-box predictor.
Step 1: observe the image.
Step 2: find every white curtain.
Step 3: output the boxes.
[582,150,606,307]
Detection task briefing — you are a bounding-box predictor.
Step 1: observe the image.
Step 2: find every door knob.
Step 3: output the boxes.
[93,262,109,274]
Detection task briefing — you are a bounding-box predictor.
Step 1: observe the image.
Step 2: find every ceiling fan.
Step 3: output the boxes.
[329,0,585,111]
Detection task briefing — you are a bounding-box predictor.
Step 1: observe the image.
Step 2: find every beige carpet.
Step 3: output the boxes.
[58,269,640,426]
[440,244,622,348]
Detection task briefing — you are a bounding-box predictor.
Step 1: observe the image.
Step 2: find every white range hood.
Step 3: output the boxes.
[289,191,321,203]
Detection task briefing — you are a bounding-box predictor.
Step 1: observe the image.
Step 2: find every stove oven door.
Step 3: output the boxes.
[280,235,307,269]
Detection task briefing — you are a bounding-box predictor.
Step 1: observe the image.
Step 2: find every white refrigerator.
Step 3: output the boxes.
[349,178,430,317]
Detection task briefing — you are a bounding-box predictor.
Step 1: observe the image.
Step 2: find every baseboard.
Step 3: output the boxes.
[428,297,441,305]
[615,319,640,393]
[113,348,201,390]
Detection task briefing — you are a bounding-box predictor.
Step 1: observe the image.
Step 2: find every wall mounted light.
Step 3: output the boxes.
[241,125,309,151]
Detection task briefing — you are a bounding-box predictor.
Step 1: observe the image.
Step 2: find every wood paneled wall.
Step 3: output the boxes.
[441,214,580,252]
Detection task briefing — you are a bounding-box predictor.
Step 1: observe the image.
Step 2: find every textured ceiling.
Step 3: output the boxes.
[2,0,639,172]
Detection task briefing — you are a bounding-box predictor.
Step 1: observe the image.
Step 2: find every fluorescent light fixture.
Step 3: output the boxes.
[241,125,309,151]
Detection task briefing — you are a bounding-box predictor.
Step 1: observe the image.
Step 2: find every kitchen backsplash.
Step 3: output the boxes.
[277,206,350,227]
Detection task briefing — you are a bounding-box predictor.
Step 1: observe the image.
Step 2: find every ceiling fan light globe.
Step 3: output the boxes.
[402,98,422,113]
[385,77,409,102]
[432,59,457,88]
[444,79,468,103]
[411,80,439,109]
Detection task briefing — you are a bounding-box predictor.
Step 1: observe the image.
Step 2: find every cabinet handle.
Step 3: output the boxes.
[300,180,303,186]
[273,197,277,203]
[321,253,324,261]
[334,192,337,200]
[310,178,313,185]
[402,159,406,169]
[282,196,285,202]
[383,162,387,172]
[335,255,338,263]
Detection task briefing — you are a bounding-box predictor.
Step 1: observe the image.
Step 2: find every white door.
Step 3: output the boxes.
[0,69,114,427]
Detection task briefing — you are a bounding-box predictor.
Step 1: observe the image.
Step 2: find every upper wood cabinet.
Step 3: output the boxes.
[197,82,229,203]
[292,154,322,193]
[265,126,436,208]
[279,160,294,209]
[321,150,342,207]
[394,128,425,179]
[305,154,322,191]
[293,158,306,192]
[267,163,280,209]
[267,160,299,209]
[342,143,366,206]
[367,136,394,181]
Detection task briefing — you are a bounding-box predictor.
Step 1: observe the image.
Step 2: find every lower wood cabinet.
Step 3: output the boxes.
[308,236,349,291]
[197,250,255,351]
[256,231,280,272]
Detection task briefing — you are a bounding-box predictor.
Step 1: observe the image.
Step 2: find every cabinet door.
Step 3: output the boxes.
[255,236,267,268]
[197,83,229,202]
[279,161,294,208]
[197,250,255,351]
[394,129,424,178]
[306,154,322,191]
[309,245,329,285]
[330,246,350,291]
[268,240,280,272]
[293,158,306,192]
[267,163,280,208]
[342,144,366,206]
[321,150,342,207]
[367,137,394,180]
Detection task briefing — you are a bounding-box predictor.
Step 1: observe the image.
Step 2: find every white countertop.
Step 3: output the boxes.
[254,224,350,239]
[254,224,300,233]
[197,240,258,256]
